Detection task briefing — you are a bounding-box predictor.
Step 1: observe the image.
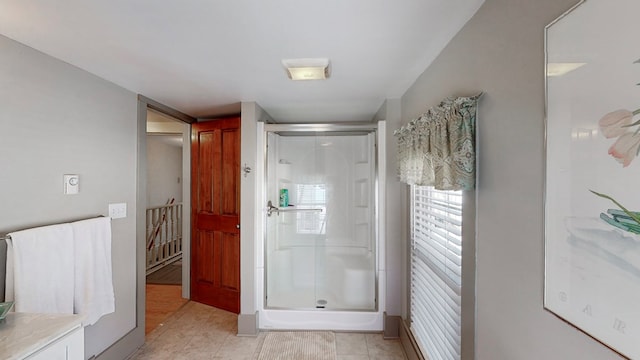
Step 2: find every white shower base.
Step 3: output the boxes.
[257,266,386,331]
[259,307,384,331]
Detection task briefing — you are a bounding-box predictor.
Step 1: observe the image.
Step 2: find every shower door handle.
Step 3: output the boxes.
[267,200,279,217]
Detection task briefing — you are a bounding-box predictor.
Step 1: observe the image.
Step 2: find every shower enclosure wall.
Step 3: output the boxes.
[256,122,386,331]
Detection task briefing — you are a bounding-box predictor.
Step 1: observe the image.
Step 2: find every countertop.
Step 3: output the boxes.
[0,312,83,360]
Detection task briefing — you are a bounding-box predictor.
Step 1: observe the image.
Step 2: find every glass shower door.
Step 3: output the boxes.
[265,131,377,311]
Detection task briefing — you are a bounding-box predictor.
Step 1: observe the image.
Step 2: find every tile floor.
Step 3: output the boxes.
[128,301,407,360]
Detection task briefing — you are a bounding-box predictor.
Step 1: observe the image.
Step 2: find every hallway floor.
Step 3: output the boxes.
[129,301,407,360]
[145,284,188,334]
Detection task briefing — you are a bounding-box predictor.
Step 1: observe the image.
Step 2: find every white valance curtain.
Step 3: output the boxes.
[394,94,482,190]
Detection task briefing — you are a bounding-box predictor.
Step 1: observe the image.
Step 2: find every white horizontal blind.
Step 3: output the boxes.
[410,185,463,360]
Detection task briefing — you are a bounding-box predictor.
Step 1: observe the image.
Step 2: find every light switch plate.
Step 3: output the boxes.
[109,203,127,219]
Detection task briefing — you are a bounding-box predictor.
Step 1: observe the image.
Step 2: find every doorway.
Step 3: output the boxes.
[143,106,192,334]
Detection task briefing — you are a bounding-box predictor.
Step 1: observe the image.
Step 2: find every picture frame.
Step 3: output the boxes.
[544,0,640,358]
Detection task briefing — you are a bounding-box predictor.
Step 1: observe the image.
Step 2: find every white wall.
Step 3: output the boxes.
[146,135,183,207]
[240,102,272,321]
[0,35,139,359]
[399,0,622,358]
[374,99,405,319]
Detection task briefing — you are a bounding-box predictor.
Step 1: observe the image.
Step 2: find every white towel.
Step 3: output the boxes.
[71,217,115,326]
[5,223,75,314]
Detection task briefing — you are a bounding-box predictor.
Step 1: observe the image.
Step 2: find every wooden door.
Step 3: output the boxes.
[191,117,240,313]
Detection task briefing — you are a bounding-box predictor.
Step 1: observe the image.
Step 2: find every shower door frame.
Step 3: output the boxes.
[256,121,387,331]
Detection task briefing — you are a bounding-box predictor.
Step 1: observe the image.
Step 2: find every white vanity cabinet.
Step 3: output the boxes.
[25,325,83,360]
[0,313,84,360]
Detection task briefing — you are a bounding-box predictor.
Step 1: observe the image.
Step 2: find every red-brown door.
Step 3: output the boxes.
[191,117,240,313]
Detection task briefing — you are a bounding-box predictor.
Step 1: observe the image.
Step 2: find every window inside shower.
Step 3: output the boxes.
[294,184,326,235]
[264,131,377,311]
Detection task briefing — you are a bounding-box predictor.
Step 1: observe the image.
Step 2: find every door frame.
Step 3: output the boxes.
[255,121,387,331]
[136,95,196,330]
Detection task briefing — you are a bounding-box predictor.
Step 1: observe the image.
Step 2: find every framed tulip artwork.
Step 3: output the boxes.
[544,0,640,357]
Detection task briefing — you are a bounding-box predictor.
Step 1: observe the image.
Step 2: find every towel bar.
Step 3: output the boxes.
[0,215,105,242]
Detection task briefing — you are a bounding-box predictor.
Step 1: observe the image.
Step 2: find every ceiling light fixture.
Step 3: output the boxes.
[282,58,330,80]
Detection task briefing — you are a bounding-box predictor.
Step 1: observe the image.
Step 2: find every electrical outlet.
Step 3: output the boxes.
[109,203,127,219]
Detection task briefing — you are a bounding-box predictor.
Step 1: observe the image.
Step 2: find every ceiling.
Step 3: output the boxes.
[0,0,484,123]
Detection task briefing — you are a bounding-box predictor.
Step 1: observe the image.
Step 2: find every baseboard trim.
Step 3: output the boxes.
[95,326,144,360]
[237,311,259,336]
[383,312,401,339]
[400,319,424,360]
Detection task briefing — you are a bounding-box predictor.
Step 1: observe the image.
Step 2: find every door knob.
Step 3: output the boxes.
[236,224,240,229]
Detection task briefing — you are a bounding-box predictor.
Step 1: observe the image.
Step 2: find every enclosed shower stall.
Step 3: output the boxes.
[257,122,386,331]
